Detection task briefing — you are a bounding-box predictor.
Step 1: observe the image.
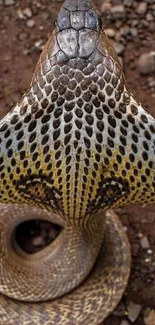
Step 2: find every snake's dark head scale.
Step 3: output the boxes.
[0,0,154,227]
[56,0,100,33]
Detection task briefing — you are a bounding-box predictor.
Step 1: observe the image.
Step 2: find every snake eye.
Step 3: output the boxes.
[98,17,102,30]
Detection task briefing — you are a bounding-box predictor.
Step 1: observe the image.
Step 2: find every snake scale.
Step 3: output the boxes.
[0,0,154,324]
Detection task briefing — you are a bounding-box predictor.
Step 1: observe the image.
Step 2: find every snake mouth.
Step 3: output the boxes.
[12,219,62,255]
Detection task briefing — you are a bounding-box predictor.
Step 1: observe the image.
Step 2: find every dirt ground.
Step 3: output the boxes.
[0,0,155,324]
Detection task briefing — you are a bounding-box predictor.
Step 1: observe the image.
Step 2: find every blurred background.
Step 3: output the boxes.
[0,1,155,324]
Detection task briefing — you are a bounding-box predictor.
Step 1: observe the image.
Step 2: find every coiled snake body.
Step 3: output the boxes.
[0,0,154,324]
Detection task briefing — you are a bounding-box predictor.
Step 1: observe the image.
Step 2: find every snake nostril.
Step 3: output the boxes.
[13,220,62,255]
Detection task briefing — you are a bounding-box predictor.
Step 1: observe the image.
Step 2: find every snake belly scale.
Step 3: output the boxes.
[0,0,154,324]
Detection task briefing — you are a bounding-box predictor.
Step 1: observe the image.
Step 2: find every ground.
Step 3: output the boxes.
[0,0,155,324]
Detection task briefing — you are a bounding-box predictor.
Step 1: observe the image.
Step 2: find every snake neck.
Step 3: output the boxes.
[0,0,155,226]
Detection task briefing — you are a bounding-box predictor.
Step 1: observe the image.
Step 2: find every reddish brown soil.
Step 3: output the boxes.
[0,1,155,324]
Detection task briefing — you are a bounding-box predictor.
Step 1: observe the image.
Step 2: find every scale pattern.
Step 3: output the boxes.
[0,207,130,325]
[0,0,154,225]
[0,0,154,324]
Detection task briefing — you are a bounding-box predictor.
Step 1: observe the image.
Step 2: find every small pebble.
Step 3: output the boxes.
[19,32,28,41]
[138,52,155,75]
[34,40,44,50]
[145,257,151,263]
[136,2,148,15]
[41,12,49,20]
[131,20,138,27]
[127,302,142,322]
[4,54,12,61]
[120,320,130,325]
[101,2,112,12]
[130,28,138,37]
[115,31,121,42]
[144,309,155,325]
[32,236,45,247]
[17,8,25,19]
[104,28,116,38]
[22,49,30,55]
[4,0,15,5]
[23,8,33,18]
[146,13,154,22]
[140,236,150,249]
[110,5,126,20]
[148,77,155,89]
[120,25,130,36]
[147,249,153,255]
[26,19,35,28]
[113,41,125,55]
[124,0,133,7]
[12,92,21,103]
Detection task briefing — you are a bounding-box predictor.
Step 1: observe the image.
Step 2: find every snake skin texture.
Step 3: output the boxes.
[0,0,154,323]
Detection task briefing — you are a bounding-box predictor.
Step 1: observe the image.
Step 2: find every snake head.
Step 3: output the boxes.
[55,0,101,59]
[0,0,155,225]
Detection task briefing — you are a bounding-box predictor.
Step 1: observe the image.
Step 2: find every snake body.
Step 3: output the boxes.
[0,0,154,324]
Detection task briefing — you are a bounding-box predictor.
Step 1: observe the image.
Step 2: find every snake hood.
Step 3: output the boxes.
[0,0,155,226]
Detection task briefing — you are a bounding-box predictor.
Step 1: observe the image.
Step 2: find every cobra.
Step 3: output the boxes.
[0,0,154,324]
